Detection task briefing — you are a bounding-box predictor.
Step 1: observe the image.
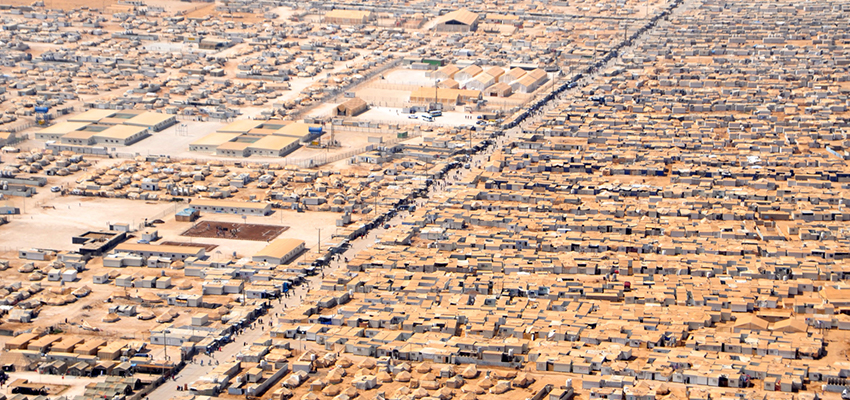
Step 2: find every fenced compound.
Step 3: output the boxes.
[284,58,404,122]
[332,125,398,134]
[0,122,35,134]
[0,107,76,133]
[365,82,422,91]
[2,133,30,146]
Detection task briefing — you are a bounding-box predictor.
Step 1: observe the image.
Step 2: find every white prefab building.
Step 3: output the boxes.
[191,199,272,216]
[113,243,206,261]
[48,269,62,281]
[62,269,78,282]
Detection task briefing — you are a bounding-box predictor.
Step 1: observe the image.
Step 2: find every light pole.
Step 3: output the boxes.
[241,275,247,304]
[433,78,440,111]
[316,228,321,254]
[162,329,171,363]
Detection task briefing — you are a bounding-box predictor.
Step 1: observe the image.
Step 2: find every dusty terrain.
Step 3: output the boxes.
[181,221,289,242]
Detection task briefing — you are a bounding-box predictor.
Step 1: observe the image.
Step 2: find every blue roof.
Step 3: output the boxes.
[176,207,197,216]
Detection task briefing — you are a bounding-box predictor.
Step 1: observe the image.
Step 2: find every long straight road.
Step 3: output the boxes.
[146,219,390,399]
[148,125,553,399]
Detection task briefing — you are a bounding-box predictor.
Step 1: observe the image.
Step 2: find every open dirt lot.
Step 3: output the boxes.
[356,87,412,107]
[0,372,87,398]
[119,119,226,159]
[294,125,412,151]
[352,106,479,127]
[136,0,208,13]
[182,3,267,23]
[382,69,438,86]
[0,196,176,252]
[181,221,288,242]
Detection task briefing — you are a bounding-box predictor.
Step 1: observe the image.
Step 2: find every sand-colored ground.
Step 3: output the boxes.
[0,196,176,252]
[6,0,116,10]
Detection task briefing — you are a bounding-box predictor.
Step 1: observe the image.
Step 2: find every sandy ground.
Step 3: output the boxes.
[352,106,479,127]
[356,87,413,107]
[173,3,267,23]
[119,119,227,158]
[5,0,115,10]
[0,371,106,398]
[143,42,204,53]
[0,156,150,252]
[383,69,439,87]
[142,0,208,13]
[305,101,339,119]
[20,43,65,58]
[301,126,412,150]
[0,196,176,252]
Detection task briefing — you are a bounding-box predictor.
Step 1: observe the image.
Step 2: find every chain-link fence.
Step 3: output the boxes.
[0,121,35,134]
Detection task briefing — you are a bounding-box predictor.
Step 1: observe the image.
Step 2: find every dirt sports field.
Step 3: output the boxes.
[181,221,288,242]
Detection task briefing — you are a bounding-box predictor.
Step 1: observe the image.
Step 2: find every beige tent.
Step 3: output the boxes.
[335,98,368,117]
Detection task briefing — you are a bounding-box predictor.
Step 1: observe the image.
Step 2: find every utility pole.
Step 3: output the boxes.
[434,78,440,111]
[241,275,247,304]
[162,330,169,362]
[316,228,321,254]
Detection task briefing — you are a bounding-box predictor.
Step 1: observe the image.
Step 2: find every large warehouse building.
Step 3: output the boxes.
[189,121,321,157]
[434,9,479,33]
[252,239,306,265]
